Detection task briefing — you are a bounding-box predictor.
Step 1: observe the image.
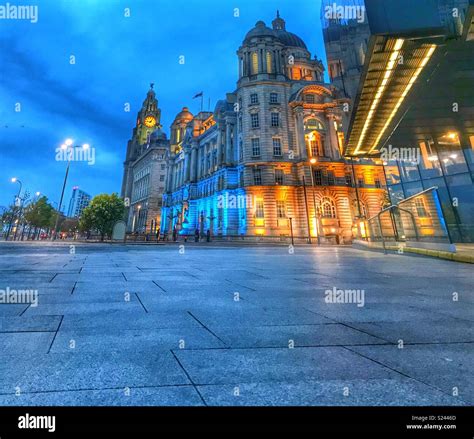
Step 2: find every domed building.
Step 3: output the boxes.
[161,13,386,242]
[121,84,170,234]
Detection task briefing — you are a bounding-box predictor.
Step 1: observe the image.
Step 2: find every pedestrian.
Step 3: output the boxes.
[206,229,211,242]
[195,228,199,243]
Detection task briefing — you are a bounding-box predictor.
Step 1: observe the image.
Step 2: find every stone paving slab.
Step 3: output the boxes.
[173,346,399,385]
[0,351,191,393]
[197,378,464,406]
[347,320,474,344]
[347,343,474,404]
[50,327,225,353]
[212,323,389,348]
[0,332,55,354]
[0,315,62,332]
[0,386,204,406]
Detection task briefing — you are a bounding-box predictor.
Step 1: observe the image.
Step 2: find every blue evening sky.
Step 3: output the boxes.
[0,0,325,209]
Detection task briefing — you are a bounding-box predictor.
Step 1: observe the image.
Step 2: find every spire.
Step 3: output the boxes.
[272,10,285,30]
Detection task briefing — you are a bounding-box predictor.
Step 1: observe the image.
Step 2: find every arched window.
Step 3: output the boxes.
[320,197,337,218]
[251,52,258,75]
[266,51,272,73]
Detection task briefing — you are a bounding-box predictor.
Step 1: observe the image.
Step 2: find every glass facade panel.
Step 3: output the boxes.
[437,133,469,176]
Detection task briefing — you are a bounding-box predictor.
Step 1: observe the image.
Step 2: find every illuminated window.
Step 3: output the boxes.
[255,199,265,218]
[415,197,429,218]
[276,200,286,218]
[251,52,258,74]
[292,68,301,80]
[272,138,282,156]
[251,138,261,157]
[320,197,337,218]
[266,51,273,73]
[275,169,284,185]
[251,113,259,128]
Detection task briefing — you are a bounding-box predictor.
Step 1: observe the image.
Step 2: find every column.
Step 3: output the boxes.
[190,146,197,182]
[225,122,232,165]
[327,113,341,160]
[294,107,307,160]
[184,151,191,182]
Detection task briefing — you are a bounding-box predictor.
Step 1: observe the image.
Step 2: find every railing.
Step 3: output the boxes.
[364,187,453,251]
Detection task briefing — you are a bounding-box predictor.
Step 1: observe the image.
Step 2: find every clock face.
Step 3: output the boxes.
[144,115,156,128]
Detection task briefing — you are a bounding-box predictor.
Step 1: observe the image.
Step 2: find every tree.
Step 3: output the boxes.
[79,193,125,241]
[23,197,56,238]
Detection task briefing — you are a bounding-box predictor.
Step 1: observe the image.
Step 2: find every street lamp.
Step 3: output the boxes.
[53,140,89,240]
[308,158,321,245]
[5,177,22,240]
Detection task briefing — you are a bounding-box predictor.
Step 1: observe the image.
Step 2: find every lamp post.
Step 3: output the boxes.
[5,177,22,241]
[302,175,312,244]
[309,157,321,245]
[53,140,90,240]
[289,217,294,246]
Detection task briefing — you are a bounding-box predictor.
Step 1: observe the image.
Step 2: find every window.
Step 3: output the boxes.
[276,200,286,218]
[320,197,337,218]
[253,167,262,185]
[270,93,278,104]
[314,169,323,186]
[266,51,273,73]
[160,175,165,182]
[255,199,265,218]
[250,93,259,104]
[251,138,261,157]
[251,113,259,128]
[305,94,315,104]
[327,171,335,186]
[275,169,284,185]
[161,164,166,170]
[251,52,258,74]
[273,138,282,156]
[375,179,382,188]
[345,172,353,186]
[271,112,279,127]
[415,197,429,218]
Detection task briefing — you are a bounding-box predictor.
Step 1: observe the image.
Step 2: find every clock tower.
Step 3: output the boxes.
[134,83,162,145]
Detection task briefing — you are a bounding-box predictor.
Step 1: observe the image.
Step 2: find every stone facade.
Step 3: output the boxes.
[161,13,386,243]
[121,85,169,233]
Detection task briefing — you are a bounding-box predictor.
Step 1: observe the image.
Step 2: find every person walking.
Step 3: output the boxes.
[206,229,211,242]
[194,228,200,243]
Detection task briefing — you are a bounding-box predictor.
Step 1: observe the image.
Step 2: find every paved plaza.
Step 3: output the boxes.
[0,242,472,406]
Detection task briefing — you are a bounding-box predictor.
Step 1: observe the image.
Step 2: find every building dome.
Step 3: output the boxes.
[173,107,193,124]
[274,30,307,49]
[149,128,166,141]
[243,21,277,44]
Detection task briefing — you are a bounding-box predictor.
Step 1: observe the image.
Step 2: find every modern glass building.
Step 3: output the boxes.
[328,0,474,242]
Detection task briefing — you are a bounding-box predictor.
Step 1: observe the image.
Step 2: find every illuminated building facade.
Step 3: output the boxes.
[121,85,170,233]
[161,13,386,242]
